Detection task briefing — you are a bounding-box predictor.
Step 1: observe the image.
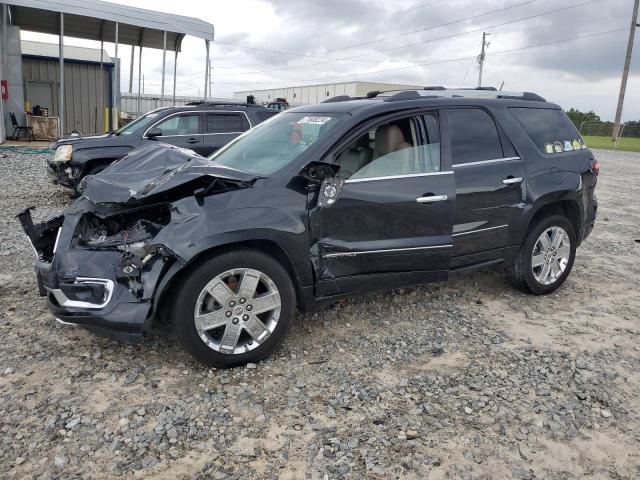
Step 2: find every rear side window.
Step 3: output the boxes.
[256,110,277,122]
[206,113,249,134]
[447,108,504,165]
[510,108,586,154]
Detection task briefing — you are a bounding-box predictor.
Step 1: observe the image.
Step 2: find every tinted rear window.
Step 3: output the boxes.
[206,113,249,134]
[510,108,586,154]
[447,108,504,165]
[255,110,277,122]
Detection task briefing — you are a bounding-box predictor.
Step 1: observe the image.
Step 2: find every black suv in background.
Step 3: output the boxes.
[47,102,276,191]
[20,87,598,368]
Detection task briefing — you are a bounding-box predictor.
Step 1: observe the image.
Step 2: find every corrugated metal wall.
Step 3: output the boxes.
[22,57,112,135]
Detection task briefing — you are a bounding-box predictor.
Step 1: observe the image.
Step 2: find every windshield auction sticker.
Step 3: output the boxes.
[298,116,332,124]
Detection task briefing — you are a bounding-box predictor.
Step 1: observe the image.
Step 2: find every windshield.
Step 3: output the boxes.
[210,112,346,175]
[116,109,169,135]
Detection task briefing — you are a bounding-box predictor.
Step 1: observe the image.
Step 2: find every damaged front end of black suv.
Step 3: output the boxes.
[18,143,258,341]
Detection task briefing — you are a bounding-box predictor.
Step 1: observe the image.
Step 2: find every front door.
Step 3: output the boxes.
[312,113,454,295]
[443,108,526,258]
[149,112,207,155]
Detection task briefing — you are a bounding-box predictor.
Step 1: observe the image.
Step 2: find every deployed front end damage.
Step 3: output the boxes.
[18,144,258,341]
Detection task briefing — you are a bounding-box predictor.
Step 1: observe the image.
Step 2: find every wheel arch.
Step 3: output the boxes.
[152,238,307,325]
[522,196,583,244]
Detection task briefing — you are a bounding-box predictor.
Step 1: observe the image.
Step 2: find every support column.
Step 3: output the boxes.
[111,21,118,132]
[172,50,178,106]
[204,39,210,101]
[209,43,213,99]
[99,39,103,133]
[59,13,65,138]
[161,30,167,103]
[137,41,142,115]
[0,4,7,142]
[128,44,134,93]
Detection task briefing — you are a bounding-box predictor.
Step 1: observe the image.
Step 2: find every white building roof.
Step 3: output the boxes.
[21,40,113,63]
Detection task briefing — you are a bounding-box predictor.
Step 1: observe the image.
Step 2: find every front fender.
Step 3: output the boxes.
[150,195,310,316]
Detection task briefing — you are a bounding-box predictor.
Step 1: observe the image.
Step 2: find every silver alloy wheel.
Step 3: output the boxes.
[194,268,281,354]
[531,226,571,286]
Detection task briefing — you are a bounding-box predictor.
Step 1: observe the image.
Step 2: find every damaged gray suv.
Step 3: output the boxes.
[19,88,598,367]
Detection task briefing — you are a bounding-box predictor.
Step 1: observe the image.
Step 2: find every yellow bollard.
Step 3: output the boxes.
[103,108,119,133]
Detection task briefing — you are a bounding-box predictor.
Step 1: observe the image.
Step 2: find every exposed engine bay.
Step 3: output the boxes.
[17,144,259,339]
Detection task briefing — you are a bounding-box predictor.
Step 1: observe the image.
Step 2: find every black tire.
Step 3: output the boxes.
[505,215,577,295]
[172,249,296,368]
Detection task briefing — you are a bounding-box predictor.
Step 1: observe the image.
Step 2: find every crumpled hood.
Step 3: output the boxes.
[80,143,258,205]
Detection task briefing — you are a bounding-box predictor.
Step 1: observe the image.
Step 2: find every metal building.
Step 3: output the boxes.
[234,81,423,106]
[22,40,115,135]
[0,0,215,142]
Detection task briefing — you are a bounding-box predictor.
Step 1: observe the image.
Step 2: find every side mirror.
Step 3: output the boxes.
[146,127,163,139]
[299,161,339,184]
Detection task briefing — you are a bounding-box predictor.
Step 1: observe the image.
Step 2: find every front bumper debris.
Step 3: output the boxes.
[17,207,171,342]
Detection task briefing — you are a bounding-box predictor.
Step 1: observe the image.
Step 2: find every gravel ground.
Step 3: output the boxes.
[0,148,638,479]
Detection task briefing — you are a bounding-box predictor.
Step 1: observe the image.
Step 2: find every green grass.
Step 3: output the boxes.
[582,135,640,152]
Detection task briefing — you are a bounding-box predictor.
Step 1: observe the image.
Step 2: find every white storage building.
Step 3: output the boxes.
[234,81,423,106]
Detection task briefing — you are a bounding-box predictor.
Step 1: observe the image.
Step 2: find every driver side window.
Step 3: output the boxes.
[334,115,440,180]
[153,114,200,136]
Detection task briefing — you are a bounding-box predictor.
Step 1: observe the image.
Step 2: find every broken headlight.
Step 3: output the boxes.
[73,205,171,258]
[52,145,73,163]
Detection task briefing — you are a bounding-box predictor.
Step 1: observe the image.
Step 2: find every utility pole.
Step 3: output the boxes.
[612,0,639,141]
[478,32,490,88]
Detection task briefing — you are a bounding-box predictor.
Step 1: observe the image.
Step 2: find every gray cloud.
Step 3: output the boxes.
[206,0,637,119]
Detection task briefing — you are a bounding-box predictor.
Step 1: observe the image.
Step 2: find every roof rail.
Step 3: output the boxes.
[185,101,261,108]
[323,95,352,103]
[379,87,546,103]
[323,95,370,103]
[327,87,546,104]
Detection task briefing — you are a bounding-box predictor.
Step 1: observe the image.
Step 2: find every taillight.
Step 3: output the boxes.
[590,160,600,176]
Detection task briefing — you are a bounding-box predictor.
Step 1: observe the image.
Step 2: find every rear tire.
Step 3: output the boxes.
[172,249,296,368]
[505,215,576,295]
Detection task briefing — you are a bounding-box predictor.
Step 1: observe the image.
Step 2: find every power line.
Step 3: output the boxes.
[234,27,626,90]
[323,0,537,54]
[214,0,535,69]
[215,0,445,68]
[211,0,601,77]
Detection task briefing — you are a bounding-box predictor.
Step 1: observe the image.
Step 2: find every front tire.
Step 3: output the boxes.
[172,249,296,368]
[73,164,107,196]
[506,215,576,295]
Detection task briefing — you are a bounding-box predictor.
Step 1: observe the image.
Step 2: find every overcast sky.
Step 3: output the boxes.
[22,0,640,121]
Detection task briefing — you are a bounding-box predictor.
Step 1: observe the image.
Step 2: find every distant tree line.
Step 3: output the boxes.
[565,108,640,137]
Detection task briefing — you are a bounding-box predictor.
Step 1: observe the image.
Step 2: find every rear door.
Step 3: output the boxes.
[203,112,251,155]
[148,112,206,155]
[313,112,454,293]
[443,107,525,258]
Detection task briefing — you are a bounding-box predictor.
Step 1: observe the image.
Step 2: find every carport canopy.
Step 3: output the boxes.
[1,0,215,136]
[4,0,214,50]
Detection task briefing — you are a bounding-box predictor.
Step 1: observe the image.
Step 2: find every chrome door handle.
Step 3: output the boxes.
[416,194,448,203]
[186,138,199,144]
[503,177,523,185]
